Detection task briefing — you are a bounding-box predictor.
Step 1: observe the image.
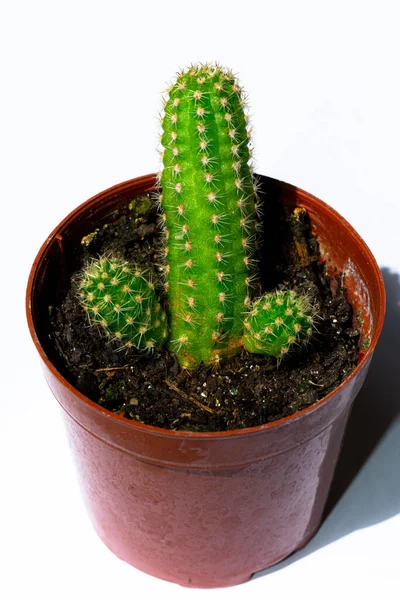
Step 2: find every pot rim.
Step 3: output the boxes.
[26,173,386,440]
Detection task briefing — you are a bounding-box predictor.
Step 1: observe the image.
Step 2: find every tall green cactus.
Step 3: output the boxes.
[78,256,168,350]
[160,63,257,369]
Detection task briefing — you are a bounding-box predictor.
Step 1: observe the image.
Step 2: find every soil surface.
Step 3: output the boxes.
[50,191,360,431]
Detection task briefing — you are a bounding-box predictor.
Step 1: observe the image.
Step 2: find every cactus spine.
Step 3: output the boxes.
[78,256,168,350]
[160,63,256,369]
[243,290,314,358]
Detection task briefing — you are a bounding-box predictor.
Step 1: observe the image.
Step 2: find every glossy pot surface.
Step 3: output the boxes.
[26,174,385,587]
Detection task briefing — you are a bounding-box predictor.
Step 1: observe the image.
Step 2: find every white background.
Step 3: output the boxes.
[1,1,399,598]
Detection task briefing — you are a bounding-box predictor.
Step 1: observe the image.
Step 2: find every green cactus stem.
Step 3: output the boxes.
[243,289,315,358]
[160,63,258,369]
[77,256,168,350]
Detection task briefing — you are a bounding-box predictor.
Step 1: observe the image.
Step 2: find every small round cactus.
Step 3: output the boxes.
[243,290,315,358]
[77,256,168,351]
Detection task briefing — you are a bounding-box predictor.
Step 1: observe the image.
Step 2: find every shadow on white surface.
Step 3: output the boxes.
[253,267,400,579]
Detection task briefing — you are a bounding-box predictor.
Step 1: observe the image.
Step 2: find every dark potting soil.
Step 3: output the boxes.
[49,190,360,432]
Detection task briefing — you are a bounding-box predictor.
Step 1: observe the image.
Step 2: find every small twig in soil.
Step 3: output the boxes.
[95,365,129,372]
[287,207,316,270]
[164,379,215,414]
[307,379,324,388]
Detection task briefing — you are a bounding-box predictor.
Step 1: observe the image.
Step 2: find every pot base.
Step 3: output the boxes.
[99,525,319,588]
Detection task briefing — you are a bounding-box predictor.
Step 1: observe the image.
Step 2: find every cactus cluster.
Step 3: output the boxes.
[159,63,257,369]
[243,290,315,358]
[77,256,167,350]
[77,63,316,369]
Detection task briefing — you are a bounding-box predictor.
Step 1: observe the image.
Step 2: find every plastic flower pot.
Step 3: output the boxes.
[26,173,385,588]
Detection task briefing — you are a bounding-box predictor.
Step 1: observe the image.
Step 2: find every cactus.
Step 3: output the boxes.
[77,256,168,350]
[243,290,315,358]
[160,63,257,369]
[75,63,317,368]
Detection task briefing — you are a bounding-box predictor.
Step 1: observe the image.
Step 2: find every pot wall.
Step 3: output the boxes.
[27,174,385,587]
[44,357,369,587]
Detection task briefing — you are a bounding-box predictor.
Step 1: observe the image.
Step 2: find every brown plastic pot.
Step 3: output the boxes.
[26,174,385,588]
